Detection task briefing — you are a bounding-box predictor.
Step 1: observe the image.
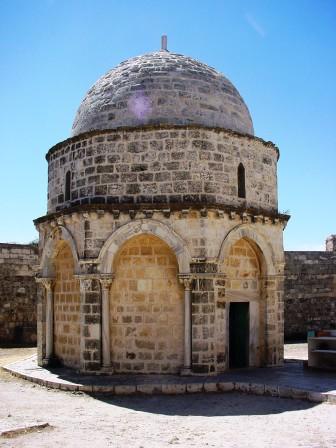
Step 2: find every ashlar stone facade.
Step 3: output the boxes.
[35,46,288,376]
[35,207,287,374]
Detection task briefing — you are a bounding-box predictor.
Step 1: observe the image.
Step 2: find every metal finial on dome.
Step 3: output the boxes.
[161,35,168,51]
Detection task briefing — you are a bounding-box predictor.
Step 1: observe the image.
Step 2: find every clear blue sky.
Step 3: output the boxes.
[1,0,335,250]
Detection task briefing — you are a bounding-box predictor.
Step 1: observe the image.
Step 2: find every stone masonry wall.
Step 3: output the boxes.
[191,270,217,375]
[284,251,336,340]
[0,243,38,345]
[46,127,278,214]
[36,208,286,373]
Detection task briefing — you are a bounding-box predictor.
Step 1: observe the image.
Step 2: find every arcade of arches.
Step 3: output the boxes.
[37,225,282,375]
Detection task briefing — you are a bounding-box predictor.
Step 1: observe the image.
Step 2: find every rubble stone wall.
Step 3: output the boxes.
[0,243,38,345]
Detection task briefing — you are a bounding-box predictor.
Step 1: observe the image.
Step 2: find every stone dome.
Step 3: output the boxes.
[71,51,254,136]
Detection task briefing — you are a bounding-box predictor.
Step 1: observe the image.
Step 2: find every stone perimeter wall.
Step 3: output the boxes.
[0,243,38,345]
[284,251,336,340]
[47,127,278,214]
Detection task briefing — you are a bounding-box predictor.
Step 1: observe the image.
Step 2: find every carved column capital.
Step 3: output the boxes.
[74,274,101,292]
[178,274,193,290]
[79,278,92,292]
[36,276,54,291]
[99,274,115,291]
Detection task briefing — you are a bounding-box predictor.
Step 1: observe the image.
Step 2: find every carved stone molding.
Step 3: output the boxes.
[36,276,54,291]
[76,277,93,292]
[178,274,193,290]
[99,274,114,291]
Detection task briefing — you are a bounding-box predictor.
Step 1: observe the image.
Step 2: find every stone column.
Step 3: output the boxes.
[99,276,114,370]
[36,281,46,367]
[36,277,54,366]
[179,275,193,375]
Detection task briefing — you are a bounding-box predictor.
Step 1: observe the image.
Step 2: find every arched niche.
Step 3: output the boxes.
[109,233,184,373]
[218,225,276,276]
[53,240,80,368]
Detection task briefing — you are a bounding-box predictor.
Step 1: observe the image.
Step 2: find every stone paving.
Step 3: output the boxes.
[3,349,336,404]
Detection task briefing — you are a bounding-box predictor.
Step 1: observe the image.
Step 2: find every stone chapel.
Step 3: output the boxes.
[34,39,289,375]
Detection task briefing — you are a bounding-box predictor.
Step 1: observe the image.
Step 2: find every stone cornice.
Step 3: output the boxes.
[45,124,280,161]
[34,203,290,227]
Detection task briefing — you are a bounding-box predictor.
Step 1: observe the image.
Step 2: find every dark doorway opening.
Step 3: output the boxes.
[229,302,249,368]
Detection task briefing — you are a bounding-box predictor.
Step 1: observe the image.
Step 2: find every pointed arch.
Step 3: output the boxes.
[110,233,184,373]
[97,219,192,274]
[40,226,80,277]
[218,224,276,275]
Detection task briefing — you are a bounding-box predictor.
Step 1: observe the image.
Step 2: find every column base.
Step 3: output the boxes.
[42,356,60,368]
[41,358,50,367]
[180,366,193,376]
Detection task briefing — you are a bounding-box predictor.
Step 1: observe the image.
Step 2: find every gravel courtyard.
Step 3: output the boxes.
[1,346,336,448]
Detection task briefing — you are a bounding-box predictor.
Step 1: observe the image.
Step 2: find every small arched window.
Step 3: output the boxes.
[65,170,71,201]
[237,163,246,199]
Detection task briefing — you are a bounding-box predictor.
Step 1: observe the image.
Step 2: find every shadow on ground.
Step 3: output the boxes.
[90,391,319,417]
[45,362,336,395]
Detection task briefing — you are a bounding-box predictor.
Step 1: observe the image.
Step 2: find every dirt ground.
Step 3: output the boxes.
[0,347,36,368]
[1,346,335,448]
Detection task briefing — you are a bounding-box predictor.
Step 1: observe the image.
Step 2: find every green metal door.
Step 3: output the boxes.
[229,302,249,368]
